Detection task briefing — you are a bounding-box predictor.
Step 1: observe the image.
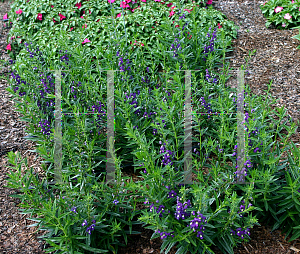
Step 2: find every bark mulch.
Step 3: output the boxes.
[1,0,300,253]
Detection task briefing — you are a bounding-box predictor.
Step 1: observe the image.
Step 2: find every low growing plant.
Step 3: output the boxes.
[2,0,300,253]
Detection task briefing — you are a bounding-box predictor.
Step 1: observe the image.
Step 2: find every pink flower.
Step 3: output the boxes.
[141,0,146,2]
[274,6,283,13]
[37,13,42,21]
[3,13,8,20]
[154,0,161,1]
[108,0,115,2]
[206,0,212,4]
[120,1,130,8]
[59,13,66,21]
[291,0,295,3]
[171,6,176,10]
[16,9,23,14]
[169,10,175,17]
[80,16,84,18]
[53,18,56,23]
[82,38,90,44]
[116,13,122,18]
[141,43,144,46]
[218,23,222,29]
[70,27,74,31]
[75,2,82,9]
[51,5,54,8]
[167,3,172,7]
[82,24,87,29]
[6,44,11,51]
[282,23,286,27]
[284,13,292,20]
[184,8,192,13]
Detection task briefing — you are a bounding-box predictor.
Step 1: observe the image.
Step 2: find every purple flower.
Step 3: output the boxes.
[82,220,88,226]
[168,190,177,198]
[71,206,77,213]
[86,224,95,235]
[113,199,119,205]
[230,229,235,235]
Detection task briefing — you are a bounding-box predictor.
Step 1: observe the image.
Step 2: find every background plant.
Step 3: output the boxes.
[260,0,300,48]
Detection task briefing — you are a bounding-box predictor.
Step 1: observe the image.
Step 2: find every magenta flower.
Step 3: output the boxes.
[169,10,175,17]
[274,6,283,13]
[284,13,292,20]
[108,0,115,2]
[75,2,82,8]
[206,0,213,4]
[6,44,11,51]
[51,5,54,8]
[120,1,129,8]
[59,13,66,21]
[16,9,23,14]
[82,38,90,44]
[291,0,295,3]
[53,18,56,23]
[141,0,147,2]
[82,24,87,29]
[116,13,122,18]
[3,13,8,19]
[37,13,42,21]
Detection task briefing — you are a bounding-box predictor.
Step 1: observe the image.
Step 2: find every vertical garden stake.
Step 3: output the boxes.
[106,70,115,185]
[54,69,63,185]
[184,70,193,185]
[236,69,246,184]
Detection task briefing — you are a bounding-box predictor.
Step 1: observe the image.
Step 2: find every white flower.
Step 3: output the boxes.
[274,6,283,13]
[284,13,292,20]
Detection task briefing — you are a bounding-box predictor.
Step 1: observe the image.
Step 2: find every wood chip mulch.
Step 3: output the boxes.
[1,0,300,253]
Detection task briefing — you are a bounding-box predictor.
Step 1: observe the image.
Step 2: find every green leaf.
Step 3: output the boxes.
[265,21,271,28]
[76,243,109,253]
[288,229,300,242]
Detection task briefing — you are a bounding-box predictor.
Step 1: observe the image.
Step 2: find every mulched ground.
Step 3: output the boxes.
[1,0,300,253]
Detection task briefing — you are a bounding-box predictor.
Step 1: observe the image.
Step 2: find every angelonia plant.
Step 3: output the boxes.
[3,0,300,253]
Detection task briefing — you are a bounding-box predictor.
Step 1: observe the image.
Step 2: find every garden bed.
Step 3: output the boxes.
[1,0,300,253]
